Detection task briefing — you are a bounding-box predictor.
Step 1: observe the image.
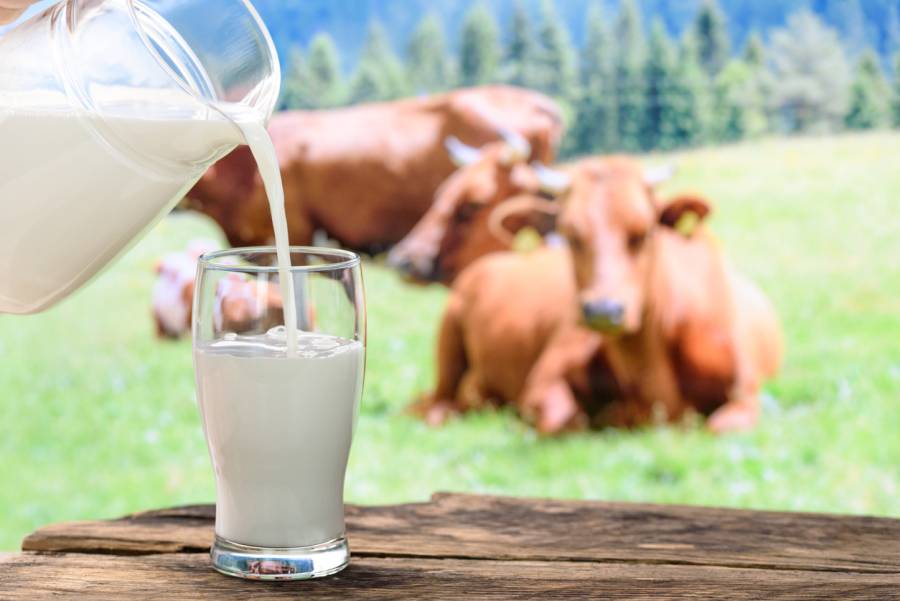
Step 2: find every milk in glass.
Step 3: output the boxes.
[194,330,364,547]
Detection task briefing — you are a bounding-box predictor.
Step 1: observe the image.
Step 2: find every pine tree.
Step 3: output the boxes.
[459,4,500,87]
[893,54,900,127]
[573,2,618,153]
[740,32,772,135]
[769,10,850,132]
[614,0,647,152]
[504,0,537,88]
[642,20,678,150]
[742,31,765,69]
[712,59,755,141]
[305,33,344,108]
[691,0,731,78]
[664,33,711,148]
[845,49,891,129]
[535,0,577,98]
[736,32,775,137]
[407,14,454,93]
[280,48,313,109]
[349,22,408,103]
[348,64,382,104]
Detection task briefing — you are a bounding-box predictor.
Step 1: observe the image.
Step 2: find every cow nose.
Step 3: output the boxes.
[387,251,413,274]
[387,251,434,281]
[582,299,625,332]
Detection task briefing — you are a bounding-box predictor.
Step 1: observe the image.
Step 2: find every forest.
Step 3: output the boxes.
[276,0,900,156]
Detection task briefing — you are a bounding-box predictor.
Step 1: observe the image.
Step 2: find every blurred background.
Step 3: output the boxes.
[1,0,898,550]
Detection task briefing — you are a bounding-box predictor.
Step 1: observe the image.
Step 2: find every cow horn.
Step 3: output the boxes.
[445,136,483,167]
[499,128,532,162]
[644,164,677,187]
[532,162,571,196]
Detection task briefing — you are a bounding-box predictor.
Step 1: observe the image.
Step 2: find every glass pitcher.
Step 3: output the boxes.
[0,0,280,314]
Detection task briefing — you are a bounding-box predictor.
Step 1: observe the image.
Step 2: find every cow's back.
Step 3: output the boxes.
[272,102,465,249]
[442,86,563,162]
[453,247,576,403]
[187,87,562,251]
[273,88,561,250]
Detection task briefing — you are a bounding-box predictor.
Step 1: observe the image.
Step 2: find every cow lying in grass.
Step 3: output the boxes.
[152,241,285,338]
[387,138,563,284]
[416,157,782,434]
[152,240,218,338]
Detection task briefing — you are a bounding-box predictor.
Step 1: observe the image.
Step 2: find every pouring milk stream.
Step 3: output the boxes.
[233,120,299,353]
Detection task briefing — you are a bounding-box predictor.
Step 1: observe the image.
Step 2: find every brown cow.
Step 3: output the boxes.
[152,240,219,338]
[212,273,286,335]
[387,148,665,284]
[416,246,578,426]
[417,157,781,434]
[386,140,563,283]
[183,86,562,253]
[152,242,287,339]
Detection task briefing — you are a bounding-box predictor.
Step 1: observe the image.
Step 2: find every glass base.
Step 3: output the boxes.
[210,534,349,581]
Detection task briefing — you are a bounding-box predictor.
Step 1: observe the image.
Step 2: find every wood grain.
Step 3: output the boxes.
[22,493,900,574]
[1,552,897,601]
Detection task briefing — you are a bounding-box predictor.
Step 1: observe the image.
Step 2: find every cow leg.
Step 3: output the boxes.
[707,395,759,434]
[706,274,779,435]
[706,333,762,434]
[523,379,584,434]
[520,327,601,434]
[411,295,469,426]
[154,316,170,339]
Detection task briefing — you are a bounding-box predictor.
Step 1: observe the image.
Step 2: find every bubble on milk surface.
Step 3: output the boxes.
[206,326,357,358]
[265,326,347,358]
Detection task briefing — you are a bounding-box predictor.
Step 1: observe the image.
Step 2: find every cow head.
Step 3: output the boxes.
[152,240,220,338]
[554,157,696,335]
[213,274,284,334]
[387,133,562,284]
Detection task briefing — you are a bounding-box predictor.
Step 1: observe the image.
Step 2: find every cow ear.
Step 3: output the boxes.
[658,194,711,237]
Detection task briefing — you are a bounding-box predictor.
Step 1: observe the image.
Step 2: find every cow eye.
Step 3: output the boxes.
[455,201,481,222]
[566,234,584,254]
[627,232,647,252]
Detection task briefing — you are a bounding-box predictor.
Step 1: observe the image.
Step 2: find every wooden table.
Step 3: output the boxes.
[2,493,898,599]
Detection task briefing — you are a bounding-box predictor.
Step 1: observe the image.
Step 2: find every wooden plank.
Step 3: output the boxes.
[1,552,897,600]
[22,493,900,574]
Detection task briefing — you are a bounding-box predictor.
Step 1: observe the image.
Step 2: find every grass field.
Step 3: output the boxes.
[2,133,898,550]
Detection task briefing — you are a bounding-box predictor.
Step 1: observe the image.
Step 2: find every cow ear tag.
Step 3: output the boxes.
[674,211,701,238]
[512,227,543,253]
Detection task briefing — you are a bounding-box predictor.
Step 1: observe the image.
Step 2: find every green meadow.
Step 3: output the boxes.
[1,132,898,550]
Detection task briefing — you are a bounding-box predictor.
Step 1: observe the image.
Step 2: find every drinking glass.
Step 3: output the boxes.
[192,247,365,580]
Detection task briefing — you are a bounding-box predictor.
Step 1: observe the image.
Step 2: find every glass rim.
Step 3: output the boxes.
[199,246,360,274]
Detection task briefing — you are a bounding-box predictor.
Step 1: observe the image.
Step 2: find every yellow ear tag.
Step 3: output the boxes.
[674,211,700,237]
[512,227,543,253]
